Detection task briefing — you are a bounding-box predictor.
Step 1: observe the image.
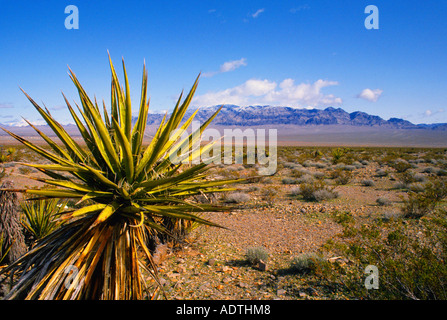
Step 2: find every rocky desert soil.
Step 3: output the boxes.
[148,158,425,300]
[2,145,447,300]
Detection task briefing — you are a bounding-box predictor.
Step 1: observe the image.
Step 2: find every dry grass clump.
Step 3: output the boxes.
[245,246,269,265]
[289,253,327,274]
[331,168,352,185]
[400,178,447,218]
[223,191,251,204]
[376,196,391,206]
[361,179,375,187]
[290,180,338,202]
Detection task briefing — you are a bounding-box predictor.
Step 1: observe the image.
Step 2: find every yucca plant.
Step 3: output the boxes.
[0,54,239,300]
[21,197,67,241]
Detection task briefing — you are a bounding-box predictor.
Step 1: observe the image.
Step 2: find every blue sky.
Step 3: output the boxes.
[0,0,447,126]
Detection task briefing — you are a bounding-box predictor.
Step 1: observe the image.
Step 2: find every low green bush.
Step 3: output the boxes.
[323,209,447,299]
[400,178,447,218]
[332,169,352,185]
[289,253,327,275]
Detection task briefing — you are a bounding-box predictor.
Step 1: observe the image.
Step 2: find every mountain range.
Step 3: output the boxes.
[143,105,447,130]
[1,105,446,147]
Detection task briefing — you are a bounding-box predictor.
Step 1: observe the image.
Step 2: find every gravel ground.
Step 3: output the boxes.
[148,161,415,300]
[151,199,350,300]
[2,147,444,300]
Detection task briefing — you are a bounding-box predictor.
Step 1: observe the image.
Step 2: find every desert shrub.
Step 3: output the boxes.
[393,181,408,190]
[223,192,251,204]
[289,253,327,274]
[422,166,439,174]
[408,182,425,193]
[401,191,436,218]
[380,211,403,221]
[361,179,375,187]
[313,171,325,180]
[376,196,391,206]
[396,171,424,187]
[331,210,355,226]
[352,161,363,169]
[331,148,346,164]
[289,187,301,197]
[315,162,327,169]
[323,209,447,299]
[313,189,339,202]
[298,168,312,176]
[424,178,447,202]
[281,177,297,185]
[375,169,388,177]
[260,186,278,198]
[415,158,426,164]
[427,158,438,165]
[391,160,412,173]
[302,160,316,168]
[437,169,447,177]
[294,180,338,202]
[413,173,427,182]
[283,162,300,169]
[296,174,315,184]
[290,168,304,178]
[400,178,447,218]
[331,169,352,185]
[361,160,369,166]
[245,246,269,265]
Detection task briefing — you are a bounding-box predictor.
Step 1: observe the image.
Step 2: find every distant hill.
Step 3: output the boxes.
[1,105,447,147]
[144,105,447,130]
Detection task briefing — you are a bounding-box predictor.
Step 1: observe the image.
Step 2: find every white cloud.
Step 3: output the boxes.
[357,88,383,102]
[220,58,247,73]
[251,8,265,18]
[203,58,247,78]
[193,78,342,107]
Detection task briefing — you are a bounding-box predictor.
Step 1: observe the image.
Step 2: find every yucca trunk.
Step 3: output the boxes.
[0,181,26,264]
[9,216,150,299]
